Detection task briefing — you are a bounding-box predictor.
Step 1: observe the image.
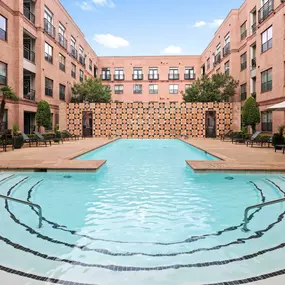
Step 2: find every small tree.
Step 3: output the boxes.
[71,78,111,103]
[0,86,18,131]
[36,100,51,131]
[242,96,260,133]
[182,73,238,103]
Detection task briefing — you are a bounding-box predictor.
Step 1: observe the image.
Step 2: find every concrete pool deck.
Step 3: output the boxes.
[181,138,285,173]
[0,138,117,172]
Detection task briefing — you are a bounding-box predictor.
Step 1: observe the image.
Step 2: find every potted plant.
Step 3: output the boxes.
[12,123,24,149]
[272,124,285,149]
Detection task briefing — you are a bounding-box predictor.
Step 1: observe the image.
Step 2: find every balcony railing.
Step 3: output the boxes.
[148,74,159,80]
[45,87,53,97]
[0,75,6,85]
[70,46,78,60]
[59,62,65,72]
[114,74,125,81]
[133,74,143,80]
[251,57,256,69]
[184,73,195,80]
[251,22,256,34]
[169,74,179,80]
[23,88,35,101]
[23,6,35,24]
[45,53,53,64]
[44,19,55,38]
[71,71,76,78]
[23,47,35,63]
[79,54,86,67]
[101,74,111,81]
[241,30,247,41]
[0,28,6,41]
[58,34,67,50]
[241,61,247,71]
[214,53,221,66]
[261,81,272,93]
[258,0,274,23]
[223,43,231,57]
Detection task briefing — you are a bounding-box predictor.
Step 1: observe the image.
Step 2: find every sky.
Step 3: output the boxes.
[60,0,244,57]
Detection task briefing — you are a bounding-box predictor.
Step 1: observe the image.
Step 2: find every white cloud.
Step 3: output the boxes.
[162,46,182,55]
[208,19,224,28]
[192,21,206,28]
[94,34,129,48]
[92,0,115,7]
[78,1,93,11]
[190,19,224,29]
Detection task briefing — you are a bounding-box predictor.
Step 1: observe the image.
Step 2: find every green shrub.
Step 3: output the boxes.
[256,134,272,142]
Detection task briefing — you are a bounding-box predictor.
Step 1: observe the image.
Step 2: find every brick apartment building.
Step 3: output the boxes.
[0,0,284,133]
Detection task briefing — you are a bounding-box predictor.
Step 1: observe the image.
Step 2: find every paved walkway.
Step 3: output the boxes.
[0,138,117,171]
[182,138,285,172]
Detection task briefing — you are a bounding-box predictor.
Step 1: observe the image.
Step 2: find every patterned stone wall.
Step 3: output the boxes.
[66,102,232,138]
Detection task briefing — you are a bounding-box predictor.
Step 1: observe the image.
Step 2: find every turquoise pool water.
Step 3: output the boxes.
[0,139,285,284]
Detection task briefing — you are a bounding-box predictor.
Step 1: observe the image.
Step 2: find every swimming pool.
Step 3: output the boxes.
[1,139,285,285]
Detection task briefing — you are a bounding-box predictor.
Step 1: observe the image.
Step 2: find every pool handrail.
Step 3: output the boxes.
[243,197,285,232]
[0,194,43,228]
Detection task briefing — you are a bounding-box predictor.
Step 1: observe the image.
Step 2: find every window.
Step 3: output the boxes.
[184,67,195,80]
[114,85,124,94]
[149,84,158,94]
[44,7,55,38]
[102,68,111,80]
[133,84,142,94]
[240,83,247,101]
[58,23,67,49]
[59,84,65,101]
[223,33,231,56]
[240,21,247,41]
[79,46,85,66]
[169,84,179,94]
[71,63,76,78]
[261,111,272,132]
[59,53,65,72]
[45,42,53,63]
[261,26,272,53]
[44,7,53,24]
[79,70,84,82]
[251,44,257,69]
[224,61,230,75]
[0,15,7,41]
[261,68,272,92]
[133,68,143,80]
[89,59,92,72]
[45,77,53,96]
[169,68,179,80]
[149,68,159,80]
[207,58,210,70]
[70,36,77,59]
[251,8,257,34]
[258,0,274,23]
[114,68,124,80]
[0,61,7,85]
[240,53,247,71]
[214,44,221,65]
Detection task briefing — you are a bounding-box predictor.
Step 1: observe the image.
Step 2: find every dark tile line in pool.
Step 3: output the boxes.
[266,179,285,195]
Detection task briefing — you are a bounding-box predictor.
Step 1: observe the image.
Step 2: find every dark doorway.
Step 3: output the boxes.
[205,111,216,138]
[82,111,93,137]
[24,112,36,134]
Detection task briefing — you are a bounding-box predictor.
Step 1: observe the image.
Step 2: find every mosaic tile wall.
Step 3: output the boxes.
[66,102,232,138]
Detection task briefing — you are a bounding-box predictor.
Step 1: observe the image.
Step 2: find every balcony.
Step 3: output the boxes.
[23,47,35,63]
[101,74,111,81]
[114,74,125,81]
[168,74,179,80]
[148,74,159,80]
[251,57,256,69]
[223,43,231,57]
[79,54,86,67]
[58,34,67,50]
[23,6,35,24]
[23,88,35,101]
[44,19,55,38]
[251,22,256,34]
[70,46,78,60]
[59,62,65,72]
[258,0,274,23]
[214,53,221,66]
[241,61,247,71]
[184,73,195,80]
[133,74,143,80]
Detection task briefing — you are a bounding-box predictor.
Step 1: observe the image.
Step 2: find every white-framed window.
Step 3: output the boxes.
[114,68,124,80]
[44,7,53,23]
[224,33,230,45]
[185,67,195,80]
[115,84,124,94]
[0,61,7,85]
[224,61,230,75]
[149,68,159,80]
[261,26,272,53]
[216,43,221,55]
[133,68,143,80]
[0,15,7,41]
[149,84,158,94]
[261,68,272,93]
[169,67,179,80]
[71,36,76,48]
[133,84,142,94]
[44,42,53,63]
[59,23,65,36]
[169,84,179,94]
[240,21,247,40]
